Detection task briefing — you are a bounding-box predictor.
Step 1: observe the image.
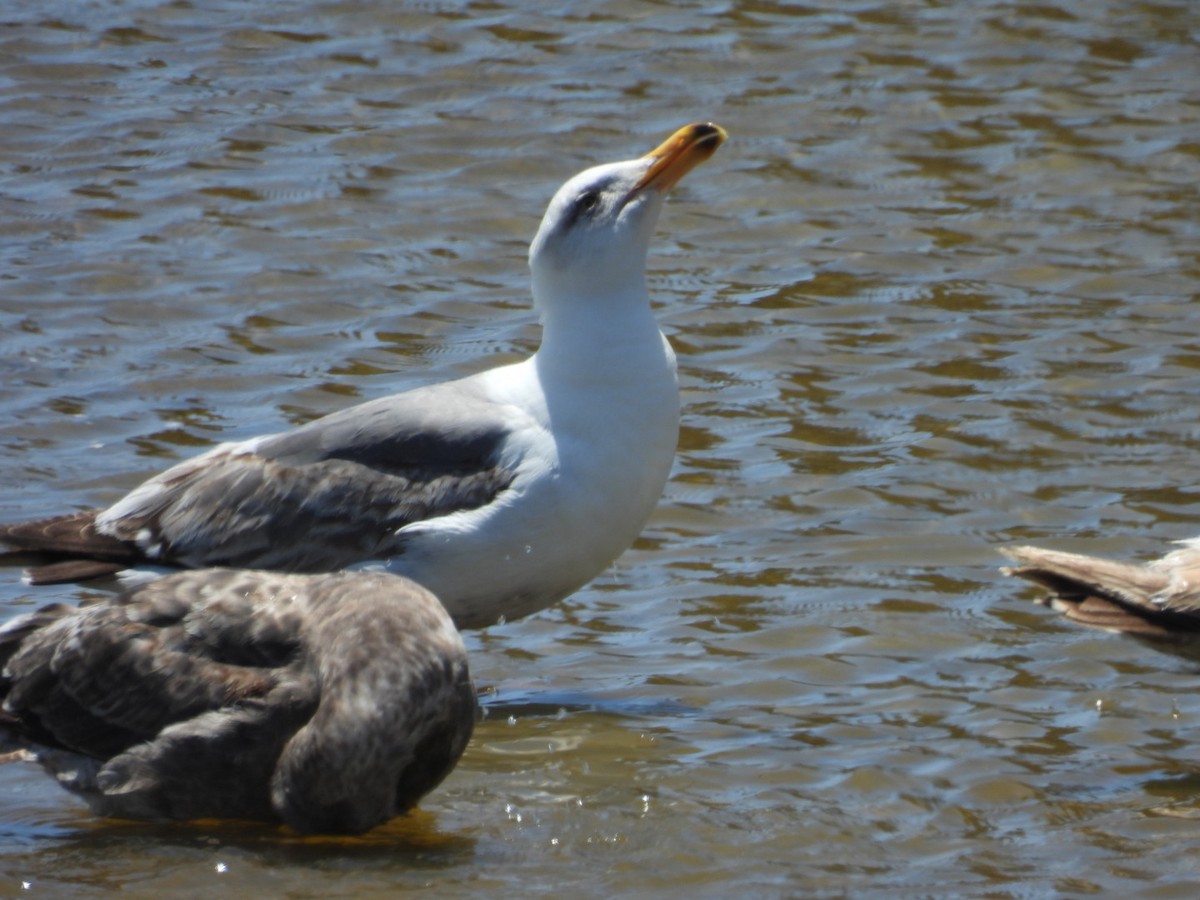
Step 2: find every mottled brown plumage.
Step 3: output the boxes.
[1002,541,1200,662]
[0,569,476,834]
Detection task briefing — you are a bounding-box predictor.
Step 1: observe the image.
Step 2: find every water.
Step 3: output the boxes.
[1,0,1199,895]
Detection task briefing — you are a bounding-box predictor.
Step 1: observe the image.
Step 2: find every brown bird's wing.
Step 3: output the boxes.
[1002,544,1200,661]
[0,570,311,757]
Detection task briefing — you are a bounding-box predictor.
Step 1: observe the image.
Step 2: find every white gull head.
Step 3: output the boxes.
[528,122,727,328]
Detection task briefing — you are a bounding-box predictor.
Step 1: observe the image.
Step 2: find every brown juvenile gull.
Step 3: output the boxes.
[1001,540,1200,662]
[0,122,728,629]
[0,568,476,834]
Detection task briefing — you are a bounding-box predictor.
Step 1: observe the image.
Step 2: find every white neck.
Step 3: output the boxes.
[534,281,671,380]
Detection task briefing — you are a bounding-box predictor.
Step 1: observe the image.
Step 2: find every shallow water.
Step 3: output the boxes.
[1,0,1199,895]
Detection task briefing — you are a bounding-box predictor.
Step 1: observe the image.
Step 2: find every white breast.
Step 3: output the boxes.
[387,336,679,629]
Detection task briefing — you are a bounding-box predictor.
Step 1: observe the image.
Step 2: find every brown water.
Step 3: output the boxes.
[1,0,1199,895]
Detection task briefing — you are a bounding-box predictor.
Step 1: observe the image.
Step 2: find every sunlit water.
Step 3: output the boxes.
[1,0,1199,896]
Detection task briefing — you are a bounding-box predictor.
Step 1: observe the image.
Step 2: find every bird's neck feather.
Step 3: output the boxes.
[534,280,667,370]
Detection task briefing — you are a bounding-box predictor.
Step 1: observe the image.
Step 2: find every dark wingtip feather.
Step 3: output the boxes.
[0,511,125,556]
[25,560,129,585]
[0,512,142,582]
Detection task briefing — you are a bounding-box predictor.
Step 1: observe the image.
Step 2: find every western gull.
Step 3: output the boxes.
[0,122,727,629]
[0,568,476,834]
[1002,540,1200,662]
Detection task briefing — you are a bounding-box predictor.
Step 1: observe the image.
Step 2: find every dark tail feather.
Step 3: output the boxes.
[0,511,141,583]
[25,560,130,585]
[0,511,128,556]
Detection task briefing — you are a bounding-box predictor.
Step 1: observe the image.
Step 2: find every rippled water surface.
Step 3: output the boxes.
[2,0,1199,895]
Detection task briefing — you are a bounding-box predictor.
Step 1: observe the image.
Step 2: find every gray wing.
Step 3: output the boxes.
[89,378,521,572]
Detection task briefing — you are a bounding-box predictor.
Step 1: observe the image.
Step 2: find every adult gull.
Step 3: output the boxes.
[0,568,476,834]
[0,122,727,629]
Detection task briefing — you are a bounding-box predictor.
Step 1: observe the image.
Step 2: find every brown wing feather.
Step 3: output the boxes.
[2,596,283,758]
[1002,544,1200,661]
[0,512,143,584]
[19,560,128,586]
[0,511,132,558]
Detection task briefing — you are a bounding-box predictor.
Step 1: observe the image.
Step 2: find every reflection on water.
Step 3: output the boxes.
[2,0,1199,895]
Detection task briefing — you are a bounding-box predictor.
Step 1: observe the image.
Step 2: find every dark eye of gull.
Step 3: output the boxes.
[559,188,604,232]
[576,189,601,214]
